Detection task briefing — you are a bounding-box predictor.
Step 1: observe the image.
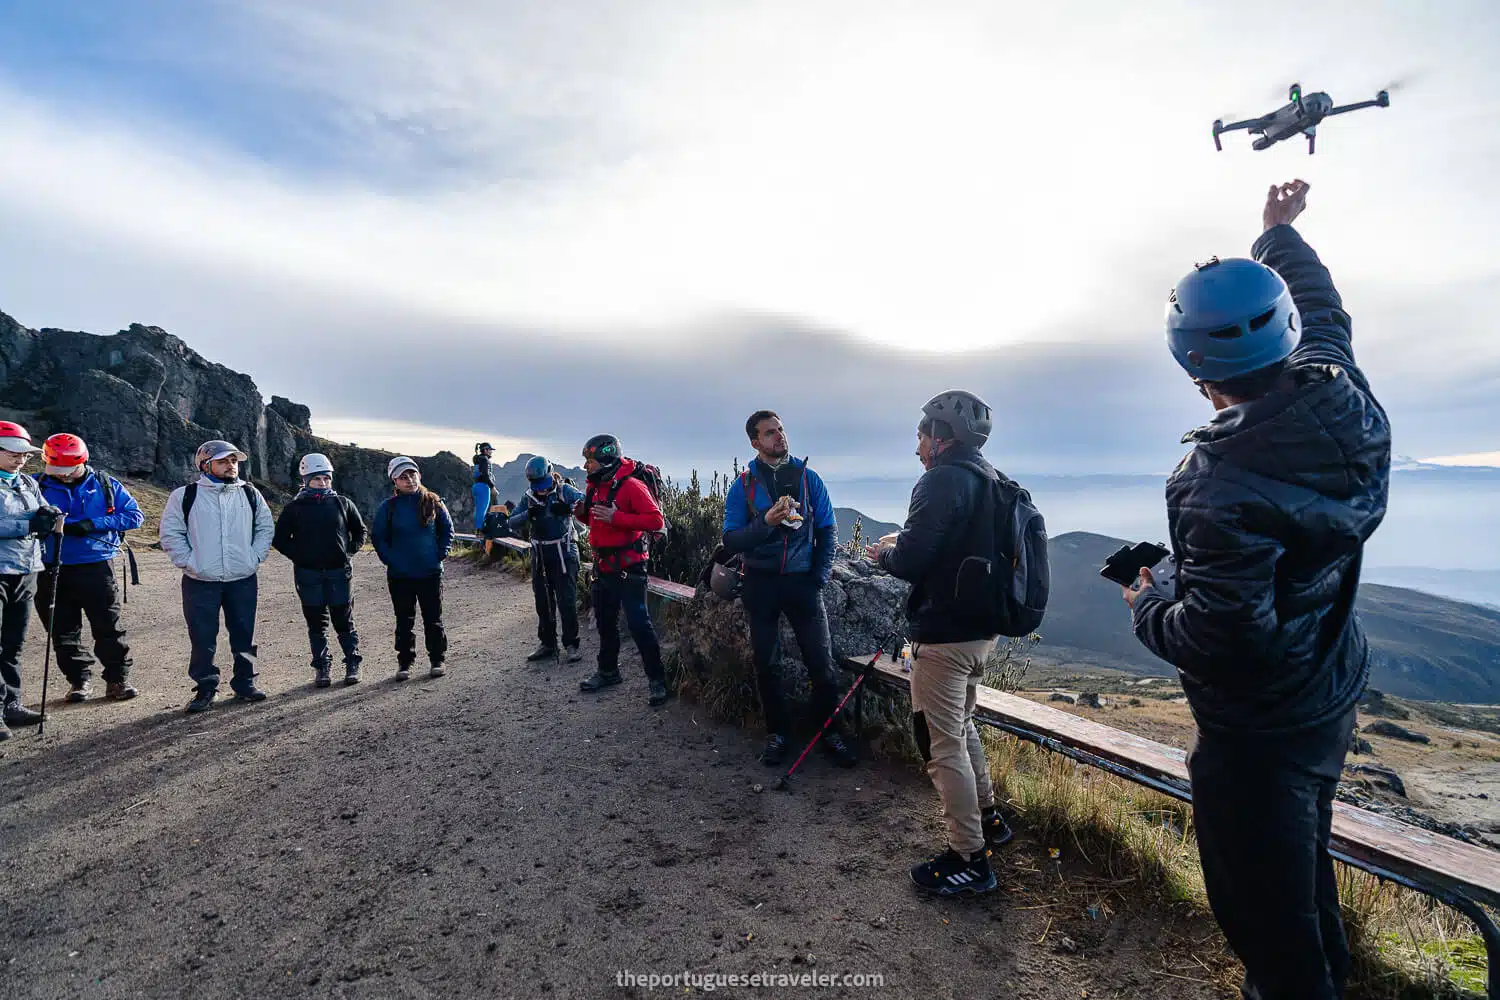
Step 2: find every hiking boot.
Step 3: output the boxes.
[105,682,138,701]
[233,686,268,703]
[647,680,668,707]
[564,645,583,663]
[910,847,997,896]
[526,644,558,663]
[429,663,446,679]
[579,670,622,693]
[3,702,43,727]
[759,732,789,767]
[344,664,361,686]
[982,806,1015,848]
[821,731,859,768]
[186,689,216,714]
[314,666,332,689]
[395,666,412,682]
[0,718,10,741]
[65,681,92,704]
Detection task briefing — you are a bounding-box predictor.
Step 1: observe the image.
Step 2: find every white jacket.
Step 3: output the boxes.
[159,476,274,582]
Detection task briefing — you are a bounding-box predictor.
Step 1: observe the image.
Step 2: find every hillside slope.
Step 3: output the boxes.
[1042,532,1500,704]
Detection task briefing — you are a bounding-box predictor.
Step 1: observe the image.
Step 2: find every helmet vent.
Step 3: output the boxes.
[1205,324,1242,340]
[1248,307,1277,331]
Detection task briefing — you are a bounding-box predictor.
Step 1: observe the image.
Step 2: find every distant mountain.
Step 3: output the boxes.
[836,508,900,545]
[490,454,587,509]
[1041,532,1500,704]
[1362,568,1500,611]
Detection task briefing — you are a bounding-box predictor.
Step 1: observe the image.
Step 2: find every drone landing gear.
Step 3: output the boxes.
[1304,126,1316,155]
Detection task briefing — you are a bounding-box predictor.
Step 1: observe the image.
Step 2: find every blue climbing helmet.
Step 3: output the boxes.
[525,455,553,484]
[1165,257,1300,383]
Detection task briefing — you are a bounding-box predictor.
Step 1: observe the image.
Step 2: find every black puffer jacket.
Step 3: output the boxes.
[1132,224,1391,735]
[879,444,1000,644]
[272,490,368,571]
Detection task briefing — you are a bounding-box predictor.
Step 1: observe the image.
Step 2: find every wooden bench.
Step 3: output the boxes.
[451,532,697,603]
[843,651,1500,997]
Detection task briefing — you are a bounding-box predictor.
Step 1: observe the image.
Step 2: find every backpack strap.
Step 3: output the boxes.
[182,482,198,522]
[741,469,757,524]
[97,468,116,514]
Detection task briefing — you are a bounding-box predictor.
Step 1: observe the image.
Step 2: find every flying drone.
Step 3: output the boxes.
[1213,82,1390,154]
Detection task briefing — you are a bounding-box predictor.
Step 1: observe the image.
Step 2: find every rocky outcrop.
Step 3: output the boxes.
[0,308,476,525]
[1362,719,1432,744]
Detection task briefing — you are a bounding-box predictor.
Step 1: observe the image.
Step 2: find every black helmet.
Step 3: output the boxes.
[921,390,992,448]
[582,434,622,466]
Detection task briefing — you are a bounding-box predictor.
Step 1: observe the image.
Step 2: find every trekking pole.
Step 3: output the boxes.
[774,632,898,792]
[36,542,63,738]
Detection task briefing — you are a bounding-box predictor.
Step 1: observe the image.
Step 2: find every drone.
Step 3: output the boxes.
[1213,82,1390,154]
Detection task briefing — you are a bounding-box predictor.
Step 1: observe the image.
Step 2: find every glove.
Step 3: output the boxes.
[63,519,95,537]
[30,506,63,536]
[549,499,572,516]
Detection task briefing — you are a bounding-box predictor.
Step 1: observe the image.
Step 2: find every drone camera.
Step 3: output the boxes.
[1377,90,1390,107]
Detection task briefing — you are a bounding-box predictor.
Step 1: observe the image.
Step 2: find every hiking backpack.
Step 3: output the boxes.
[952,463,1049,638]
[598,461,670,547]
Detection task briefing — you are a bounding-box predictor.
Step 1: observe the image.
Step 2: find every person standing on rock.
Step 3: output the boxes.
[507,456,586,664]
[721,410,855,770]
[865,390,1015,897]
[372,457,453,681]
[272,453,367,689]
[471,442,497,534]
[1122,181,1390,1000]
[0,422,58,740]
[573,435,668,707]
[160,440,275,713]
[35,433,145,703]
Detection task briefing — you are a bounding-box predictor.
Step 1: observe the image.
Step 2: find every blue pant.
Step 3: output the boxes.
[294,566,360,670]
[592,570,663,681]
[471,483,494,532]
[182,575,259,695]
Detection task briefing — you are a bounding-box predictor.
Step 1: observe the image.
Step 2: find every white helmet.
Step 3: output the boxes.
[299,453,334,478]
[388,456,419,481]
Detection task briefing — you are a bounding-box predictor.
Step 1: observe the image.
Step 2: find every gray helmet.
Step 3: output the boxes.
[709,556,743,601]
[920,390,992,448]
[196,439,249,471]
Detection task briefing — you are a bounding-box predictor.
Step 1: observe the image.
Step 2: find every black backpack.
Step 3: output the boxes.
[597,460,670,546]
[182,480,262,522]
[951,463,1049,637]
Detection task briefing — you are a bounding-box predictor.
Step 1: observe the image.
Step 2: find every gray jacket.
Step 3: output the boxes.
[160,475,275,582]
[0,473,44,576]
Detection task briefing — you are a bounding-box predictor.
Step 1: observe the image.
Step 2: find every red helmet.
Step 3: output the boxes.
[0,421,42,454]
[42,433,89,470]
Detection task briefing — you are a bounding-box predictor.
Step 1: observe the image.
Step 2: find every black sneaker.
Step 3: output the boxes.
[579,671,623,692]
[233,686,268,703]
[314,666,332,688]
[759,733,789,767]
[910,847,997,896]
[647,680,668,707]
[66,682,92,704]
[186,690,216,714]
[821,731,859,768]
[565,645,583,663]
[982,806,1015,848]
[344,664,361,686]
[527,644,558,662]
[3,702,43,727]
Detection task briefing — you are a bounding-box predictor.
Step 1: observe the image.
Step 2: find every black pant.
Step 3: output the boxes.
[182,575,259,695]
[592,570,663,681]
[740,571,840,736]
[0,572,37,706]
[35,560,131,685]
[531,542,579,649]
[1189,708,1355,1000]
[295,566,360,670]
[388,574,446,668]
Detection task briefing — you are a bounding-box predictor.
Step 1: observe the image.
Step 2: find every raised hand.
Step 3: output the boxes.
[1263,179,1310,231]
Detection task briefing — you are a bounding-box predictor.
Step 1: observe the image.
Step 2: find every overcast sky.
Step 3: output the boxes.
[1,1,1497,480]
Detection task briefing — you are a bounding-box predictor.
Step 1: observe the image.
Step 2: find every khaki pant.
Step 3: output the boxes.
[910,638,998,855]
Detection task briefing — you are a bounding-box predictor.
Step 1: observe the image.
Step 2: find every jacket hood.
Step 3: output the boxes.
[934,443,997,481]
[1182,365,1388,505]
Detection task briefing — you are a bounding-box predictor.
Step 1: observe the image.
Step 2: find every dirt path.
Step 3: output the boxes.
[0,549,1225,999]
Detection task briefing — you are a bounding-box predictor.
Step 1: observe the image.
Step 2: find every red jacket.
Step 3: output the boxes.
[575,459,665,573]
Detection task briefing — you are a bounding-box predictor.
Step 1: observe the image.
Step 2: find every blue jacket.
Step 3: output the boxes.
[372,491,454,579]
[722,457,837,582]
[1132,224,1392,736]
[507,481,585,550]
[0,472,44,576]
[39,470,144,566]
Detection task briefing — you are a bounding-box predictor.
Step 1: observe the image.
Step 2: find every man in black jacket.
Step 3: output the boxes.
[866,390,1015,897]
[1124,181,1391,1000]
[272,454,369,687]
